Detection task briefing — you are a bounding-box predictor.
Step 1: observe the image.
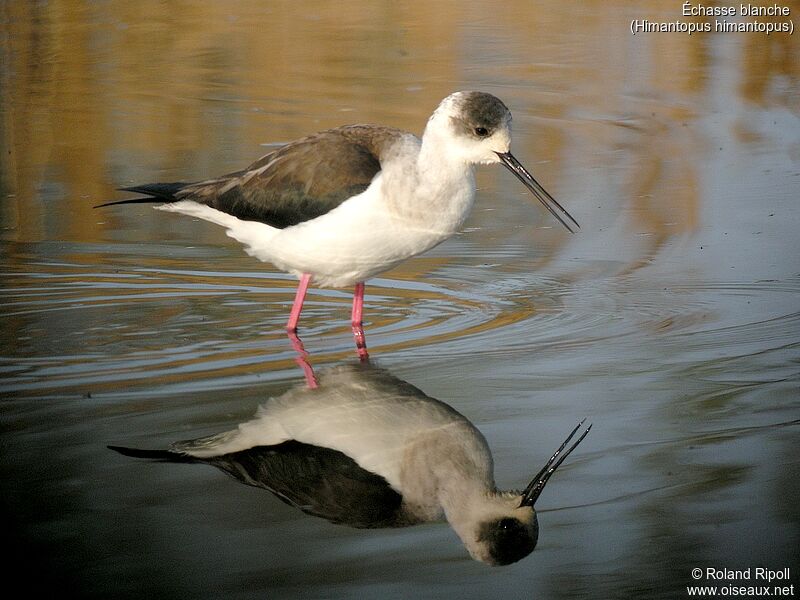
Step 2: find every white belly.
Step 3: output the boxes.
[267,192,457,287]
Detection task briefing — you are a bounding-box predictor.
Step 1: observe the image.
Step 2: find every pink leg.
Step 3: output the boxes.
[351,282,368,360]
[351,282,365,327]
[287,330,318,389]
[286,273,312,332]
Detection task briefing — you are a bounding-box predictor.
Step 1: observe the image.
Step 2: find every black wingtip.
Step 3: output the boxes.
[93,197,161,209]
[108,445,194,463]
[94,182,190,208]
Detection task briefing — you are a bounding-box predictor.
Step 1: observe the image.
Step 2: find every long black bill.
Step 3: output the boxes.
[519,419,592,507]
[496,152,580,233]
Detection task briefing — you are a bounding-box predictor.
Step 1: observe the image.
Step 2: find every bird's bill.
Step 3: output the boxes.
[496,152,580,233]
[519,419,592,507]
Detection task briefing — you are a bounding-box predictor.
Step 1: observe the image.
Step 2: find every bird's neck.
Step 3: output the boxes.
[418,122,472,175]
[397,423,495,520]
[386,130,475,232]
[428,441,499,529]
[439,478,497,521]
[440,482,520,561]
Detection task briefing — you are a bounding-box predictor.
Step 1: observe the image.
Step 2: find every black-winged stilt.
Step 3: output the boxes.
[110,363,591,565]
[98,92,579,353]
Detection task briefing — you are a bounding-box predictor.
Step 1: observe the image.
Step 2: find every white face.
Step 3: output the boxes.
[468,126,511,165]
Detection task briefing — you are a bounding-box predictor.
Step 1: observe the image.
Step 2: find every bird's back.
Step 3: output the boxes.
[174,125,407,228]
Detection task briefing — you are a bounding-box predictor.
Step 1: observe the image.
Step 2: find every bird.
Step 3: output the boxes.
[96,91,579,350]
[109,362,591,566]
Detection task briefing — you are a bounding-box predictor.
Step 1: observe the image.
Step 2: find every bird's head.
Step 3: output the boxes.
[460,420,591,566]
[427,91,513,165]
[426,91,580,233]
[462,494,540,566]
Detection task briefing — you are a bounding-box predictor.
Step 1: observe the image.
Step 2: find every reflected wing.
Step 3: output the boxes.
[110,440,412,527]
[176,125,405,228]
[208,440,415,528]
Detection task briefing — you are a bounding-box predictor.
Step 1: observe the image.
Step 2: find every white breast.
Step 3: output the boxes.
[265,180,469,287]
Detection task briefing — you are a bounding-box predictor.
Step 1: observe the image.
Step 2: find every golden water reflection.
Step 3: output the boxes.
[2,0,797,250]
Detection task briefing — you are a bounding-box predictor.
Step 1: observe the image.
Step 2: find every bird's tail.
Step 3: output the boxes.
[94,182,190,208]
[157,201,283,263]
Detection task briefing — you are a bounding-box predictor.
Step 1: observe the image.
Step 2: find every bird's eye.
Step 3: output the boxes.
[474,127,489,137]
[497,518,518,530]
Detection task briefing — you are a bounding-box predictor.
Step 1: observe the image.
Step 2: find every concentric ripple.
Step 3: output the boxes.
[0,242,543,396]
[2,240,799,399]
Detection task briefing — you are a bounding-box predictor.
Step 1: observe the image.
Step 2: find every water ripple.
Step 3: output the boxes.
[2,244,798,398]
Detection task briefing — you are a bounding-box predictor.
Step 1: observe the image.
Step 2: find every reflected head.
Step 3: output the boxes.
[476,514,539,566]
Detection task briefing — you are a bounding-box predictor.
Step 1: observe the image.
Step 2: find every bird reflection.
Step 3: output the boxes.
[110,363,590,566]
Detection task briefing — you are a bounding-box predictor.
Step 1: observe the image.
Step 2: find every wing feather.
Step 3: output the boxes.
[177,125,406,228]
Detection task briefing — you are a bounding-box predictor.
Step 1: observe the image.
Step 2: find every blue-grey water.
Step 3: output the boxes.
[1,2,798,598]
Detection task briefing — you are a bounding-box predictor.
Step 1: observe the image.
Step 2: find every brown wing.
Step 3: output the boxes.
[176,125,407,228]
